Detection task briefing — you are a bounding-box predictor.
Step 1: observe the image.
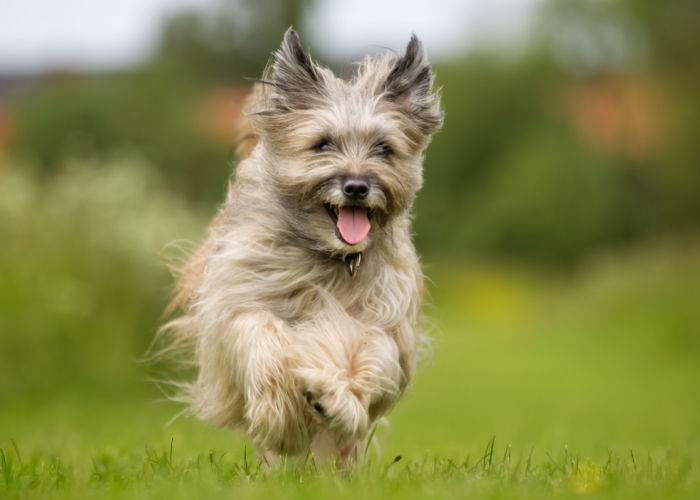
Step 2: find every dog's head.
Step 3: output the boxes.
[249,28,443,257]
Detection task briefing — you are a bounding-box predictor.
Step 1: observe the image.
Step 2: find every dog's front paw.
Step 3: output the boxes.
[302,387,369,444]
[304,390,331,420]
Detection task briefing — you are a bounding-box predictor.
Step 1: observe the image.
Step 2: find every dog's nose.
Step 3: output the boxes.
[342,178,370,200]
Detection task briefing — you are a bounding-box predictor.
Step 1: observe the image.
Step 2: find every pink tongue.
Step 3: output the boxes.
[337,207,370,245]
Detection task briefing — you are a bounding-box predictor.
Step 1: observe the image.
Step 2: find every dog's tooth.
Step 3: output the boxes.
[333,206,339,216]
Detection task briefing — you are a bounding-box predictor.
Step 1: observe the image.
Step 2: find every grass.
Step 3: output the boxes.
[1,163,699,498]
[3,239,700,498]
[0,435,696,499]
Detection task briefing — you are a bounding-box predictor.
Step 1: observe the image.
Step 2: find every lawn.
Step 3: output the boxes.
[2,236,699,498]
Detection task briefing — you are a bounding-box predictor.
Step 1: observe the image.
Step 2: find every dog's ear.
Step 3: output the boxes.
[383,35,443,135]
[267,27,323,109]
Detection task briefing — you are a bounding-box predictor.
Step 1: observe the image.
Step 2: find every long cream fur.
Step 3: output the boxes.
[157,28,443,463]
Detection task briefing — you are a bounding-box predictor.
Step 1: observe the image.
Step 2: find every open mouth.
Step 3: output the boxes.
[325,203,375,245]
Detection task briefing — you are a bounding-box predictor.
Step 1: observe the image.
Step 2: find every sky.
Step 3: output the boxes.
[0,0,542,74]
[308,0,542,60]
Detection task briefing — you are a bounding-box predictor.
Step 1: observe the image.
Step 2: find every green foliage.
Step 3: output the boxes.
[0,159,205,401]
[542,0,700,73]
[154,0,313,83]
[5,0,700,261]
[458,127,623,260]
[415,54,603,259]
[415,47,700,260]
[7,70,230,203]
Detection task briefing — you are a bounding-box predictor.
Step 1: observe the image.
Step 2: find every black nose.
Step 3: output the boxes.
[342,178,370,200]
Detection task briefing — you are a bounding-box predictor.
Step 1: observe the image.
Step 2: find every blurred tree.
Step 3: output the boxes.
[412,0,700,261]
[7,0,317,204]
[8,71,228,203]
[537,0,700,233]
[5,0,699,262]
[154,0,316,82]
[539,0,700,77]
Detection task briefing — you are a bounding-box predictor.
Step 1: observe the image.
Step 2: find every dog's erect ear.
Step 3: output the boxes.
[383,35,443,134]
[267,28,323,108]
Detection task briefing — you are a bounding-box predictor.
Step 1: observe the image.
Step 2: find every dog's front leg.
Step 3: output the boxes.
[295,331,403,463]
[226,311,310,457]
[290,318,404,460]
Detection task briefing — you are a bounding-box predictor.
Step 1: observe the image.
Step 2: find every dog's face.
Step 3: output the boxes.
[250,29,443,257]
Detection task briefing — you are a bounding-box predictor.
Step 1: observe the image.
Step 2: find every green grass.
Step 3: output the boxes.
[1,437,696,499]
[1,163,699,498]
[3,239,700,498]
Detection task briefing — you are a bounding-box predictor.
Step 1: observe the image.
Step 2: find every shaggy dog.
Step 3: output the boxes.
[159,28,443,463]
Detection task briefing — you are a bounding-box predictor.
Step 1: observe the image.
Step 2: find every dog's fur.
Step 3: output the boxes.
[158,28,443,462]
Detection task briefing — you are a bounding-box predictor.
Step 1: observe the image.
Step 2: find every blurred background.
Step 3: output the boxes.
[1,0,698,463]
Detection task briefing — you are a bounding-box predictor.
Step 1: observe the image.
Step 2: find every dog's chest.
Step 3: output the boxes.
[278,263,415,331]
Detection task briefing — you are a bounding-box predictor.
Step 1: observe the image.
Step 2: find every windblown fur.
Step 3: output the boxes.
[158,28,443,462]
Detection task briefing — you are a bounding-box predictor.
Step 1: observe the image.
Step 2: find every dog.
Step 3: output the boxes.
[158,28,443,463]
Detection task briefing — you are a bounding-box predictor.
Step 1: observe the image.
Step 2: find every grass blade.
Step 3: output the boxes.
[1,448,11,487]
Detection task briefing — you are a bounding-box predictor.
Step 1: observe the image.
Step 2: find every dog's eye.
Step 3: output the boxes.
[312,138,331,153]
[373,141,393,158]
